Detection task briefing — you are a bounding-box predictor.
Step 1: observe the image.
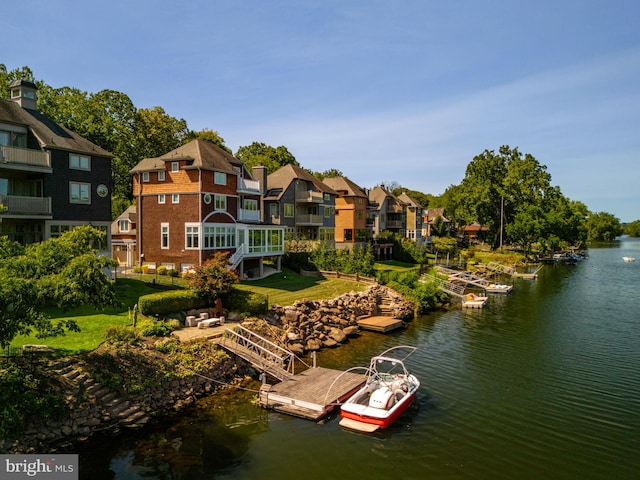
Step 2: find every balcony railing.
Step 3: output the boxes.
[295,213,323,225]
[295,191,323,203]
[386,220,403,229]
[0,145,50,169]
[238,208,260,222]
[0,194,52,215]
[237,178,261,193]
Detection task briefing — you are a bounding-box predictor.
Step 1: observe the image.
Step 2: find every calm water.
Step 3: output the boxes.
[79,241,640,479]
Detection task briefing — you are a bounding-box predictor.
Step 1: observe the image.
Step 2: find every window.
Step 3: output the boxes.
[69,182,90,203]
[158,194,166,204]
[158,171,165,181]
[0,131,26,148]
[244,199,257,211]
[142,172,149,182]
[69,154,90,171]
[172,194,179,204]
[324,206,331,218]
[118,220,130,232]
[214,172,226,185]
[270,203,278,218]
[284,203,294,217]
[171,162,179,172]
[186,224,200,249]
[344,229,353,241]
[214,194,226,211]
[203,225,236,249]
[324,193,331,201]
[161,223,169,249]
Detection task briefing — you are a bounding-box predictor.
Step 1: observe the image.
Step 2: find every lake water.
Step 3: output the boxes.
[78,240,640,479]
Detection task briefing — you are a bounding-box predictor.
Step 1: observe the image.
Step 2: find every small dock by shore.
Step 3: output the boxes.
[258,367,365,421]
[356,315,405,333]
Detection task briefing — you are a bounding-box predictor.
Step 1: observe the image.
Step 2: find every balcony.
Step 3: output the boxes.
[238,208,260,222]
[295,213,323,226]
[0,194,52,216]
[237,178,261,194]
[386,220,403,229]
[0,145,51,172]
[295,190,323,203]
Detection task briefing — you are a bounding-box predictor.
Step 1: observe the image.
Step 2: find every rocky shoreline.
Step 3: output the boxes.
[3,285,414,453]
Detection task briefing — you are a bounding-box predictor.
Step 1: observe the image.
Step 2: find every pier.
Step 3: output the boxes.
[357,315,405,333]
[216,325,365,421]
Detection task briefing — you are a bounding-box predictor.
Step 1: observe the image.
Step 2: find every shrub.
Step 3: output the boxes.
[141,265,149,274]
[104,325,140,345]
[138,318,175,337]
[138,289,205,315]
[157,265,168,275]
[168,269,179,277]
[223,288,268,316]
[132,266,142,273]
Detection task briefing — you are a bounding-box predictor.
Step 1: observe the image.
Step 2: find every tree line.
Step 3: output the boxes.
[2,64,634,246]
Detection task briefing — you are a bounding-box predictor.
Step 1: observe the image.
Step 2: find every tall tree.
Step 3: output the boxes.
[184,128,231,153]
[585,212,623,241]
[235,142,299,172]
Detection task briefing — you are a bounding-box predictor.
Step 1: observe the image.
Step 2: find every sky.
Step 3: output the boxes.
[4,0,640,221]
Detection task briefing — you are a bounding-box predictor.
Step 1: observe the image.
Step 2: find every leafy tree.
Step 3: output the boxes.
[187,252,239,303]
[0,227,118,347]
[624,220,640,237]
[313,168,344,181]
[585,212,623,241]
[0,64,36,98]
[184,128,231,153]
[235,142,299,172]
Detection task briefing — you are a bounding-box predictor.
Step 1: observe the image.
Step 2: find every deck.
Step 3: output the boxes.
[258,367,365,420]
[357,315,405,333]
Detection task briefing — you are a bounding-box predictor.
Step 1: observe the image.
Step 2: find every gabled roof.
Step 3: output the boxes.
[368,186,403,210]
[130,139,241,174]
[426,207,450,223]
[265,164,338,200]
[0,98,113,158]
[397,192,422,208]
[322,176,368,198]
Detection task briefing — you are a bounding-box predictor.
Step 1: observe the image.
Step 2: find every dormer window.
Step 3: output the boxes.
[171,162,179,172]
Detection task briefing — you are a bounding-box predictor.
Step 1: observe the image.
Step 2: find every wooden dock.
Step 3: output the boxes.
[357,315,405,333]
[258,367,365,421]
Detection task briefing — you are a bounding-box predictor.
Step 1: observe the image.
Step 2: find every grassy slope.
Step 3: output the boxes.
[10,270,368,354]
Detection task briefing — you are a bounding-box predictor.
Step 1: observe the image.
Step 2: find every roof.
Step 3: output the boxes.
[265,164,338,200]
[462,223,489,232]
[0,98,113,158]
[368,186,402,209]
[397,192,421,207]
[130,139,241,174]
[322,176,368,198]
[426,207,450,223]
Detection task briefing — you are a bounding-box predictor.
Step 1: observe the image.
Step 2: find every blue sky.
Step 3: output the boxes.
[5,0,640,221]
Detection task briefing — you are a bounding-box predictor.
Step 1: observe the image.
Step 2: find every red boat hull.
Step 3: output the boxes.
[340,391,416,429]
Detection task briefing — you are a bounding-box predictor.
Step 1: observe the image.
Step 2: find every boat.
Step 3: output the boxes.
[623,256,636,262]
[339,346,419,432]
[462,292,488,308]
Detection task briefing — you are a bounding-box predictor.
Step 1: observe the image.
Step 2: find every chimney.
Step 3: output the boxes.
[252,165,268,195]
[9,79,38,110]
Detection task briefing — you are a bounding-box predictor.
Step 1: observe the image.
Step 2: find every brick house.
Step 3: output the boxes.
[0,79,113,252]
[130,139,284,278]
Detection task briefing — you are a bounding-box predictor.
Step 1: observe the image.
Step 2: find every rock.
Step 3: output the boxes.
[306,338,323,351]
[328,327,347,343]
[343,325,359,337]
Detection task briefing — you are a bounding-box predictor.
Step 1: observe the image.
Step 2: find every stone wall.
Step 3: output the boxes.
[266,285,414,355]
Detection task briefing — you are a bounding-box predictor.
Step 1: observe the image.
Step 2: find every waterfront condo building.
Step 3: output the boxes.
[130,139,284,278]
[0,79,113,252]
[321,176,370,250]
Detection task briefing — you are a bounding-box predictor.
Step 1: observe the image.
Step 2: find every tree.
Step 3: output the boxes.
[0,64,36,98]
[235,142,299,173]
[624,220,640,237]
[187,253,239,303]
[585,212,623,241]
[0,227,118,348]
[313,168,344,181]
[184,128,231,153]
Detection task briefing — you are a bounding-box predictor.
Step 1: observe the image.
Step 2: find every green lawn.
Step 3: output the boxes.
[9,278,158,354]
[235,269,368,306]
[9,270,369,355]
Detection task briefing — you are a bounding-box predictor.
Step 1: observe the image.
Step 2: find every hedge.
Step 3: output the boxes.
[138,289,206,316]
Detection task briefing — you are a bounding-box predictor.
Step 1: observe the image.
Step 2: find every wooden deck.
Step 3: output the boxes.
[258,367,365,421]
[357,315,405,333]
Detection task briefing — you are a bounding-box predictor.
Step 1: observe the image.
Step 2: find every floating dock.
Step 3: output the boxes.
[357,315,405,333]
[258,367,365,421]
[485,284,513,294]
